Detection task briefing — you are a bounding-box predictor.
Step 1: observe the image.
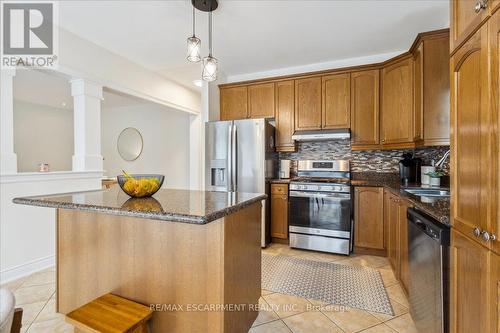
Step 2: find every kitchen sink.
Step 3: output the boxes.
[404,188,450,197]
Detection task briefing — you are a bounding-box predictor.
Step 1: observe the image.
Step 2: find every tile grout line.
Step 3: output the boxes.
[21,291,54,333]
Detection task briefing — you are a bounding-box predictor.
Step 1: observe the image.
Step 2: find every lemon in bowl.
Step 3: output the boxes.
[117,172,164,198]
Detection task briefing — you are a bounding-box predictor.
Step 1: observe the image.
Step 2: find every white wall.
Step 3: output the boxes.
[101,103,190,189]
[0,172,102,282]
[13,100,74,172]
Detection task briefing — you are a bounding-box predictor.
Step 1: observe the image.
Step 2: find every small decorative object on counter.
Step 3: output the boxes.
[425,171,445,187]
[38,163,50,172]
[421,166,435,185]
[117,171,164,198]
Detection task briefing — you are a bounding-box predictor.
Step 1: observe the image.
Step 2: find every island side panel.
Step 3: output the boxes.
[223,201,262,333]
[56,209,226,332]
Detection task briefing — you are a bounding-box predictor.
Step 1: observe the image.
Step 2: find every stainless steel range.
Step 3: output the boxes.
[289,160,352,255]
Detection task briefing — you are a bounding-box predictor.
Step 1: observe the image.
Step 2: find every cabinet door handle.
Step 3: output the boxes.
[473,227,481,238]
[474,0,488,13]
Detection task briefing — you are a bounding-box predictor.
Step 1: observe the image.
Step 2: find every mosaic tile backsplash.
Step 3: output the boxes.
[279,140,450,174]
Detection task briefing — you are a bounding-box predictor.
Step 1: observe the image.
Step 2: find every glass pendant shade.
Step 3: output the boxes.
[202,56,218,82]
[187,36,201,62]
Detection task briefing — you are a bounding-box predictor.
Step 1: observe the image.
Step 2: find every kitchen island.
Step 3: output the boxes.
[14,187,266,333]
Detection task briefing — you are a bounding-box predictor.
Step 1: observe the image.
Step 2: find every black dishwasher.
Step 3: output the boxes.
[407,208,450,333]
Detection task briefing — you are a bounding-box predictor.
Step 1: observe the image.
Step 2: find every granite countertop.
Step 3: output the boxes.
[270,178,292,184]
[352,172,450,226]
[13,186,267,224]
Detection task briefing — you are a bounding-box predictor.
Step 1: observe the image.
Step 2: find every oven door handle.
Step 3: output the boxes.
[289,191,350,199]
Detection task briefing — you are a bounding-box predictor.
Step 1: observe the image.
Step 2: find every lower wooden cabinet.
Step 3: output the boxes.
[382,189,411,293]
[450,229,490,333]
[354,187,384,252]
[271,184,289,240]
[398,200,411,293]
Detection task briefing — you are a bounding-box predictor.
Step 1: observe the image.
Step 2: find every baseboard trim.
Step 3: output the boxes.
[0,255,55,283]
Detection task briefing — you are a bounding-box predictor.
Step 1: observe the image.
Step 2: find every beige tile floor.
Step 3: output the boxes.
[1,244,417,333]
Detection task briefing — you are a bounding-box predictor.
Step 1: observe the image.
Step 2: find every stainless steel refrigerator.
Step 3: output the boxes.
[205,118,277,247]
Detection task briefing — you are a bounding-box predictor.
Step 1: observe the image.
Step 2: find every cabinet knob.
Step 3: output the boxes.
[481,231,497,242]
[473,227,481,238]
[474,0,488,13]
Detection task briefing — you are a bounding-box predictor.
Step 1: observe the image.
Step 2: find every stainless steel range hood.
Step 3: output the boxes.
[291,129,350,141]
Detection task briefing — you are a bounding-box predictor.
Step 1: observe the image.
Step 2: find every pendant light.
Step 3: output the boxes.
[186,7,201,62]
[202,10,217,82]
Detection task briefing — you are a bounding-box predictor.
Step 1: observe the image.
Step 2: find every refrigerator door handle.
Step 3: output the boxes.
[227,123,233,192]
[232,124,238,192]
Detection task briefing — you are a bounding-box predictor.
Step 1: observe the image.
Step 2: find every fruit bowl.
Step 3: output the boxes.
[117,174,164,198]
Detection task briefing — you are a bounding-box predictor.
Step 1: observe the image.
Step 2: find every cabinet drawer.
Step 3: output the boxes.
[271,184,288,194]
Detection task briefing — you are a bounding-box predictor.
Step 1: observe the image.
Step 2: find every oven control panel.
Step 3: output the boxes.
[290,183,350,193]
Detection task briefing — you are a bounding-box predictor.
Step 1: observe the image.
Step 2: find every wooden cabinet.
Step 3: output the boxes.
[354,187,384,252]
[351,70,380,149]
[294,77,322,130]
[322,73,350,129]
[385,191,400,273]
[248,83,275,118]
[450,0,490,53]
[383,189,411,290]
[414,32,451,146]
[219,28,450,151]
[398,200,410,294]
[490,250,500,333]
[271,184,289,240]
[275,80,296,152]
[220,83,274,120]
[413,42,424,143]
[381,56,415,148]
[220,86,248,120]
[450,22,492,243]
[492,0,500,14]
[490,10,500,256]
[450,229,490,333]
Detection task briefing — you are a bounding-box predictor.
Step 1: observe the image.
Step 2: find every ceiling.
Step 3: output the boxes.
[58,1,449,91]
[13,69,147,110]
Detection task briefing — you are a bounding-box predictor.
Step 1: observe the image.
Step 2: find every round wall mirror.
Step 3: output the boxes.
[117,127,143,161]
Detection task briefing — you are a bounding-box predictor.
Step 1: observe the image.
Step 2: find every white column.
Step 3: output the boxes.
[70,79,103,171]
[189,81,210,190]
[0,69,18,175]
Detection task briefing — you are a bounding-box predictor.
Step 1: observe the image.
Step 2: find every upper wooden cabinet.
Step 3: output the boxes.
[322,73,351,129]
[219,29,450,151]
[295,77,322,130]
[451,22,492,244]
[275,80,296,152]
[414,32,451,146]
[248,83,275,119]
[354,187,384,252]
[450,0,490,53]
[220,86,248,120]
[351,70,380,150]
[381,56,415,148]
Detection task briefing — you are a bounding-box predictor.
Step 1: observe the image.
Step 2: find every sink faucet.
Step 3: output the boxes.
[435,150,450,168]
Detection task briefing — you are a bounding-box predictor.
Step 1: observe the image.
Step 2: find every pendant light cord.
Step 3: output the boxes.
[208,10,212,56]
[192,7,196,37]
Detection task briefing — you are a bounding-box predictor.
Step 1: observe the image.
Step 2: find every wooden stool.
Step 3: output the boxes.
[65,294,153,333]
